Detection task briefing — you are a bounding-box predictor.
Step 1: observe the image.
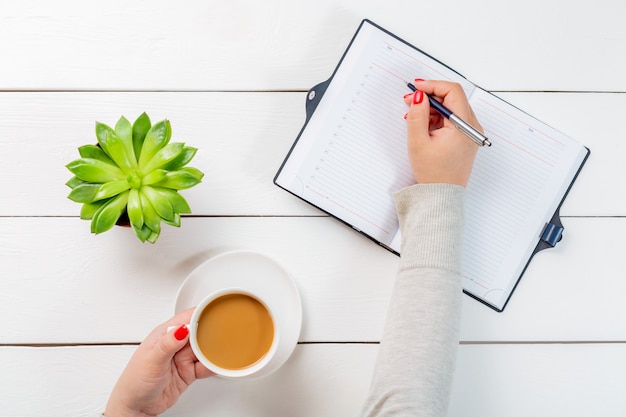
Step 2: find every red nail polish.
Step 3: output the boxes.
[174,324,189,341]
[403,93,412,99]
[403,112,408,120]
[413,90,424,105]
[414,78,425,83]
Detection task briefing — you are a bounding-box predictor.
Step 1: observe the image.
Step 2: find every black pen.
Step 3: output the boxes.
[406,81,491,147]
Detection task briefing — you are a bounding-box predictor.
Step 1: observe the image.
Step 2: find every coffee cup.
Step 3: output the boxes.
[188,287,279,379]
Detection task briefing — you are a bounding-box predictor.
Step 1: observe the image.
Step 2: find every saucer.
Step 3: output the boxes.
[175,250,302,378]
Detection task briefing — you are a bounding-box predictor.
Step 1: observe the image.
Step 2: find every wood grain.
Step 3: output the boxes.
[1,217,624,344]
[0,92,622,217]
[0,0,624,91]
[1,343,624,417]
[1,0,624,416]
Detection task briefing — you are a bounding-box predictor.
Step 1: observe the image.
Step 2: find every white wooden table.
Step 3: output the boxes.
[1,1,625,416]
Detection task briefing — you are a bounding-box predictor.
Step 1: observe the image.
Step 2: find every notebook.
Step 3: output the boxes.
[274,19,590,312]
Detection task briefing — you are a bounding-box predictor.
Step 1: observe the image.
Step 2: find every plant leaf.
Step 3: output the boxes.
[162,146,197,170]
[138,119,171,169]
[146,230,160,244]
[95,120,135,172]
[141,169,167,186]
[101,130,135,173]
[156,168,203,190]
[140,142,184,175]
[139,191,161,235]
[95,121,114,142]
[127,188,144,231]
[141,185,174,221]
[65,176,85,189]
[80,200,107,220]
[95,122,117,156]
[94,180,130,201]
[153,187,191,213]
[66,158,126,182]
[162,212,181,227]
[179,167,204,180]
[78,144,115,165]
[132,112,151,161]
[132,223,152,243]
[68,183,102,203]
[91,191,129,234]
[114,116,137,166]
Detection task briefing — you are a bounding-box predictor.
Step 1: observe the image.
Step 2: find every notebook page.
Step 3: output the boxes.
[463,90,588,309]
[276,21,474,246]
[276,20,588,310]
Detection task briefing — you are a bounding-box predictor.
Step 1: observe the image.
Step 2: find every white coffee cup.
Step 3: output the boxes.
[188,287,280,379]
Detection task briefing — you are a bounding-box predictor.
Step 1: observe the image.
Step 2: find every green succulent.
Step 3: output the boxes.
[66,112,204,243]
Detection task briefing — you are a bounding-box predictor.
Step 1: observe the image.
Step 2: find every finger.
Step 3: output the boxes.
[174,343,215,380]
[143,309,196,366]
[195,361,214,379]
[414,80,471,116]
[156,324,190,362]
[164,308,213,379]
[415,79,483,132]
[405,89,430,143]
[413,79,461,101]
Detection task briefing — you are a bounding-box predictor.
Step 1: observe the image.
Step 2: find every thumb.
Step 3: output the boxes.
[405,89,430,143]
[154,324,190,363]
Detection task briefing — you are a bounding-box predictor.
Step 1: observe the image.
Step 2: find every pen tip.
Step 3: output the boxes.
[404,81,417,91]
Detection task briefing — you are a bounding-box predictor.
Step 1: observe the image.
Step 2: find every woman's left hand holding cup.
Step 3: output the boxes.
[104,308,214,417]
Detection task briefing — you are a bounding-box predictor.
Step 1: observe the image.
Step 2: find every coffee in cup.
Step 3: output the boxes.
[189,288,279,378]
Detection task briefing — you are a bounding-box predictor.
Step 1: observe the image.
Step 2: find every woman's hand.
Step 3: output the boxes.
[105,308,213,417]
[403,79,481,187]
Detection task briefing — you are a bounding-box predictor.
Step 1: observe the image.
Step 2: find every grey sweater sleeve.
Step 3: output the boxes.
[359,183,466,417]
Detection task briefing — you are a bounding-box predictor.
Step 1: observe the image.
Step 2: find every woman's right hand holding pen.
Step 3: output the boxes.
[403,79,481,187]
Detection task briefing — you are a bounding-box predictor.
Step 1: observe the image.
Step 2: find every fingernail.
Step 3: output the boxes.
[414,78,425,83]
[174,324,189,341]
[403,93,412,99]
[413,90,424,105]
[403,112,408,120]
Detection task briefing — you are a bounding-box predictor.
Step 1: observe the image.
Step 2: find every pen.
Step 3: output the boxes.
[406,81,492,147]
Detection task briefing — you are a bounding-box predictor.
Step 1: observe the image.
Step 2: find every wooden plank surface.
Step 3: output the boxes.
[0,91,623,217]
[1,343,624,417]
[1,0,624,416]
[1,217,625,344]
[0,0,625,92]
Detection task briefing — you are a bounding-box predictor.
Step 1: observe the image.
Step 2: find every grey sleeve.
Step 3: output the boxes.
[359,183,466,417]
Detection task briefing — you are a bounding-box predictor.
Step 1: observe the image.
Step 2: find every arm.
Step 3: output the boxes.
[360,80,480,417]
[360,183,465,417]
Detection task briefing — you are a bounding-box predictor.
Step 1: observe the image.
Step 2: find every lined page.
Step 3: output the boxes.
[463,91,588,308]
[276,21,472,245]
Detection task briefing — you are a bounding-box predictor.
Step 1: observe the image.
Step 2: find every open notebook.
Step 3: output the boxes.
[274,20,589,311]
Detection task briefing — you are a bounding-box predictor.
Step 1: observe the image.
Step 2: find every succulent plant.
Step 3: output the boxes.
[66,112,204,243]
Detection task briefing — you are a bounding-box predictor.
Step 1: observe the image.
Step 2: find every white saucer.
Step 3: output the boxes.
[175,250,302,378]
